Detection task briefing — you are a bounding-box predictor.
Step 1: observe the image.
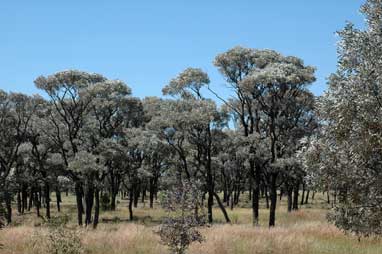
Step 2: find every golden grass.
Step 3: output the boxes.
[1,194,381,254]
[1,221,382,254]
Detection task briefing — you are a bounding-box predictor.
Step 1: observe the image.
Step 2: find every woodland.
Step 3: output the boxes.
[1,1,382,254]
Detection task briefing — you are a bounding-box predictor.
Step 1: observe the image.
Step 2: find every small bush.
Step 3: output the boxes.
[156,180,205,254]
[30,214,84,254]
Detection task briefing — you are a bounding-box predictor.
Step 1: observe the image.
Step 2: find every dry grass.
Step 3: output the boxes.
[1,221,382,254]
[1,194,381,254]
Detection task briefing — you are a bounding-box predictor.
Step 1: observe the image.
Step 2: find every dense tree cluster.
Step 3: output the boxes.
[0,48,317,229]
[0,0,381,237]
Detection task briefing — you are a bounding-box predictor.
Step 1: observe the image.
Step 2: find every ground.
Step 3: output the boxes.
[0,193,381,254]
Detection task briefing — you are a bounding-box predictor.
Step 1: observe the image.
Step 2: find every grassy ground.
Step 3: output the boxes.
[0,193,381,254]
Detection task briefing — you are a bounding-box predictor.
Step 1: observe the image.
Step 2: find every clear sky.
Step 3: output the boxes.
[0,0,365,99]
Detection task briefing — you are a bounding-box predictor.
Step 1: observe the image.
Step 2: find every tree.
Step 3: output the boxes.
[0,91,40,223]
[313,0,382,236]
[240,52,316,227]
[214,47,316,226]
[34,70,107,225]
[161,68,230,223]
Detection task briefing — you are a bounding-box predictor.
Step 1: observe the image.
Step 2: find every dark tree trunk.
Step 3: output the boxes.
[21,186,27,213]
[129,188,134,221]
[133,184,139,208]
[110,191,117,211]
[45,183,50,219]
[93,188,100,229]
[248,177,252,201]
[293,182,299,211]
[213,192,230,223]
[149,179,155,209]
[109,171,120,211]
[39,187,43,207]
[5,191,12,224]
[269,173,278,227]
[304,190,310,204]
[17,191,22,214]
[300,183,305,206]
[287,187,293,212]
[252,163,260,226]
[56,187,61,212]
[207,188,213,223]
[223,188,228,203]
[85,185,94,226]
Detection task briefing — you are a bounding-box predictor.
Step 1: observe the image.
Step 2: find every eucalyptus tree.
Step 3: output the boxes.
[217,130,254,209]
[214,47,316,226]
[0,91,41,223]
[34,70,107,225]
[86,80,143,211]
[17,97,61,219]
[161,68,230,223]
[140,130,172,208]
[313,0,382,236]
[119,128,146,220]
[69,150,107,228]
[240,53,316,226]
[213,47,265,225]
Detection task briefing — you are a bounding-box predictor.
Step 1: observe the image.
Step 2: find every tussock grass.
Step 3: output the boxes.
[1,194,381,254]
[1,221,381,254]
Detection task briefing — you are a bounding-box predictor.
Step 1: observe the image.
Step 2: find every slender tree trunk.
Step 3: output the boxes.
[207,188,213,223]
[300,183,305,206]
[110,190,117,211]
[133,184,139,208]
[17,191,22,214]
[269,173,278,227]
[45,182,51,219]
[293,182,299,211]
[56,187,61,212]
[129,188,134,221]
[85,185,94,226]
[21,186,27,213]
[287,187,293,212]
[213,192,230,223]
[149,178,155,209]
[252,163,260,226]
[305,190,310,205]
[93,188,100,229]
[5,191,12,224]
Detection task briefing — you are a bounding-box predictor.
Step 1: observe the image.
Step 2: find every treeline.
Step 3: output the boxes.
[1,0,382,236]
[0,48,318,229]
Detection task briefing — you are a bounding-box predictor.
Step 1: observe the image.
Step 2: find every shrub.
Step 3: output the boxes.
[156,180,205,254]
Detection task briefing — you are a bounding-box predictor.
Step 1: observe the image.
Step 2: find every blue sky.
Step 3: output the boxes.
[0,0,364,99]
